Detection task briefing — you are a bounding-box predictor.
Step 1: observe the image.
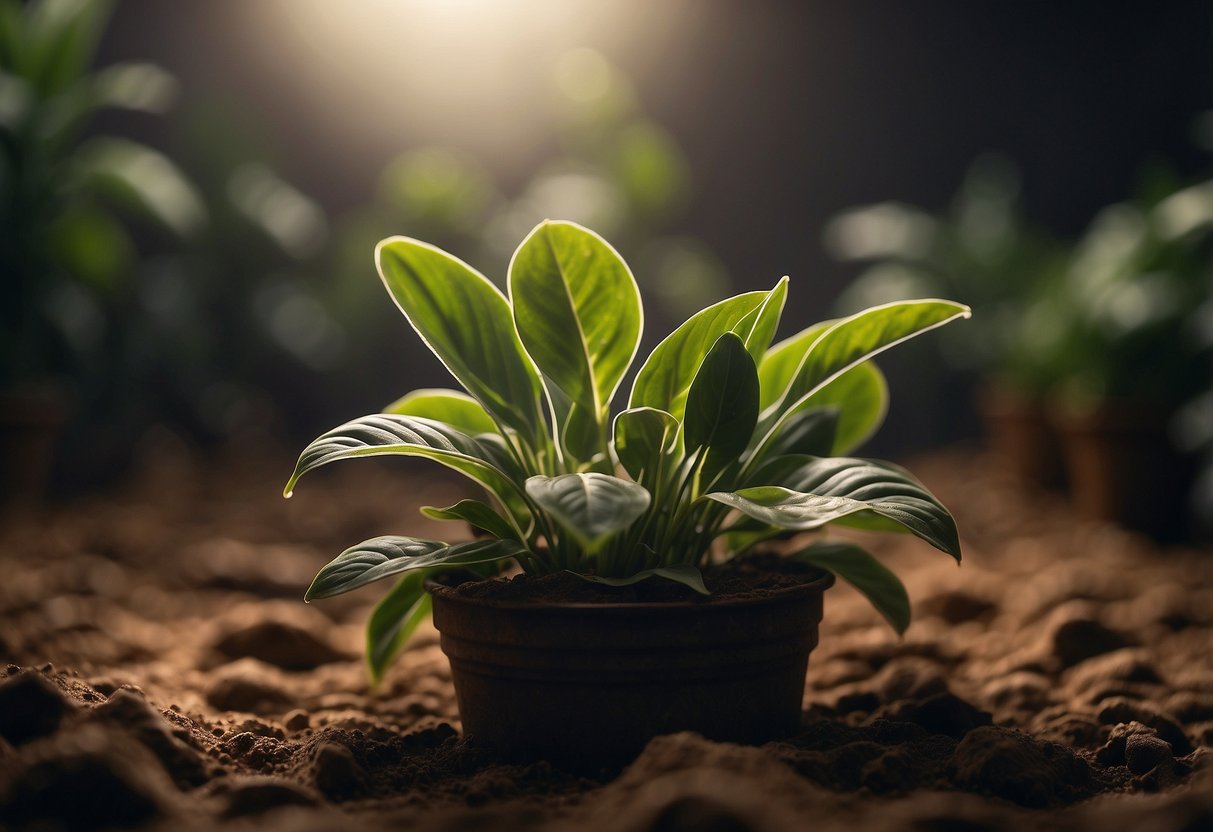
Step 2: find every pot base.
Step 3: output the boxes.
[428,568,834,766]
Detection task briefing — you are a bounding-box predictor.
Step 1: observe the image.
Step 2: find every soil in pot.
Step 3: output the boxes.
[427,555,835,768]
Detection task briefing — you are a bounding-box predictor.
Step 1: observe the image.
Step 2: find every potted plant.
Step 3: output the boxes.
[285,220,969,764]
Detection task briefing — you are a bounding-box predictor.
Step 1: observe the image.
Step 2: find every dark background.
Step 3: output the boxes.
[81,0,1213,454]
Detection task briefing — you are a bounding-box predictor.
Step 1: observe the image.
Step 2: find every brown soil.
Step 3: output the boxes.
[1,435,1211,831]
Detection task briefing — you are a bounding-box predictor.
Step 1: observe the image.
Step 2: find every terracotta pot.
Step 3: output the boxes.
[975,382,1065,490]
[1051,402,1196,541]
[427,570,835,766]
[0,385,69,507]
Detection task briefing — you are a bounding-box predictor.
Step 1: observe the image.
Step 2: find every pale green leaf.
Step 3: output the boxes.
[421,498,519,541]
[384,388,497,436]
[376,236,545,442]
[525,473,650,552]
[732,275,788,366]
[509,220,641,416]
[580,565,709,595]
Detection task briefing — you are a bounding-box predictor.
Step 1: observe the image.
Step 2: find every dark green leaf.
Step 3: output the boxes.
[754,406,839,459]
[365,571,431,683]
[705,456,961,560]
[421,499,519,541]
[306,537,524,600]
[376,236,545,442]
[525,473,650,552]
[613,406,681,483]
[793,540,911,634]
[284,414,519,504]
[684,332,759,481]
[579,565,709,595]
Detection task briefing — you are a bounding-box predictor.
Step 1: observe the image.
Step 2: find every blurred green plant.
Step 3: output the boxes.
[0,0,204,390]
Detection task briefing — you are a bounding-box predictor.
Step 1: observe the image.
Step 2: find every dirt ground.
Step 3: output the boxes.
[1,433,1211,831]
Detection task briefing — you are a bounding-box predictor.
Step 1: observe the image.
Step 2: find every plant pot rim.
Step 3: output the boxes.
[424,566,836,614]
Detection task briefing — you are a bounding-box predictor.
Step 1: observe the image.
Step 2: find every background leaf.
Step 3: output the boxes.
[509,220,641,417]
[305,536,524,600]
[525,473,650,552]
[376,236,545,442]
[383,388,497,436]
[793,540,911,634]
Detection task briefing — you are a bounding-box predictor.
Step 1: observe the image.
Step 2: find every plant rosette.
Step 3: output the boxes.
[285,220,969,761]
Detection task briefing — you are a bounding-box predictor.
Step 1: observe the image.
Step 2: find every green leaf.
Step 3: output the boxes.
[755,406,839,459]
[366,571,431,683]
[92,61,177,113]
[629,289,767,420]
[704,456,961,560]
[766,299,970,423]
[732,275,788,367]
[793,541,911,635]
[376,236,545,443]
[421,498,519,541]
[525,473,651,552]
[579,565,709,595]
[613,406,681,483]
[547,383,606,471]
[305,537,524,600]
[684,332,759,481]
[801,362,888,455]
[384,388,497,435]
[284,414,519,504]
[758,321,835,411]
[509,220,642,416]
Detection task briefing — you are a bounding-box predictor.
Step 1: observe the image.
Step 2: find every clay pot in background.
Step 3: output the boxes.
[1051,401,1197,541]
[975,382,1066,491]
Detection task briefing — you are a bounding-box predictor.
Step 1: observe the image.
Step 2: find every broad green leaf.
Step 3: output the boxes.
[547,383,606,471]
[525,473,651,552]
[629,290,767,420]
[366,571,431,683]
[732,276,788,367]
[684,332,759,481]
[759,321,835,411]
[284,414,519,504]
[421,498,519,541]
[704,456,961,560]
[92,61,177,113]
[376,236,545,442]
[305,536,525,600]
[613,406,681,483]
[384,389,497,436]
[800,362,888,455]
[580,565,709,595]
[767,299,970,422]
[509,220,641,416]
[793,541,911,635]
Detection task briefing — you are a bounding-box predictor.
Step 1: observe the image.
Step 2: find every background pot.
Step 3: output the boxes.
[0,384,69,508]
[975,381,1066,491]
[427,571,834,767]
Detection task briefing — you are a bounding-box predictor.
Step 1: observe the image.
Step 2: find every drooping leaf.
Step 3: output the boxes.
[704,456,961,560]
[629,290,767,420]
[305,536,525,600]
[579,565,709,595]
[509,220,641,417]
[613,406,681,483]
[684,332,759,481]
[384,388,497,436]
[376,236,545,442]
[793,540,911,635]
[284,414,519,503]
[365,571,431,683]
[421,499,519,541]
[525,473,651,552]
